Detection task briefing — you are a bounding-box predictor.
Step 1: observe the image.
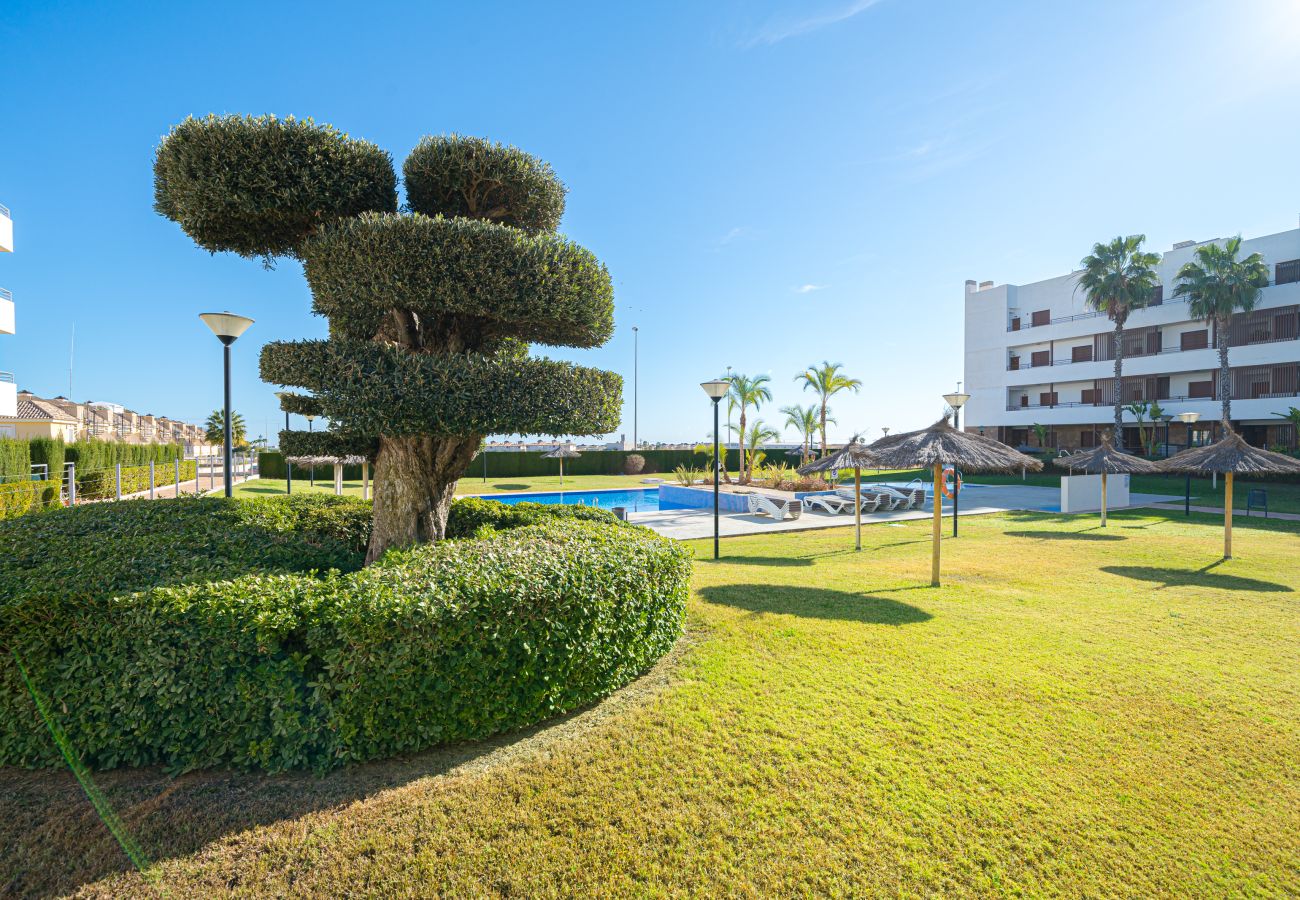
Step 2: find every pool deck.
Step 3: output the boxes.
[631,484,1180,540]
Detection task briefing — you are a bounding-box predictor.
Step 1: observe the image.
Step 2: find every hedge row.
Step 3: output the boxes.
[0,480,60,520]
[1,495,690,772]
[65,439,186,472]
[76,460,198,500]
[0,438,29,480]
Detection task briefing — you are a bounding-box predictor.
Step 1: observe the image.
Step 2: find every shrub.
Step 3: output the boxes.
[0,437,30,480]
[1,502,689,773]
[445,496,621,538]
[27,438,64,482]
[623,453,646,475]
[0,480,56,520]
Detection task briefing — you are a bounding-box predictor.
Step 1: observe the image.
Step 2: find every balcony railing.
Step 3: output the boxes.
[1006,389,1299,411]
[0,203,9,218]
[0,287,11,302]
[1006,332,1300,370]
[0,371,13,384]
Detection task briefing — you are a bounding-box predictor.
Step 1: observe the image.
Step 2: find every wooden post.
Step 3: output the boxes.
[333,463,343,496]
[362,461,370,502]
[931,462,942,586]
[1224,471,1233,559]
[854,466,862,551]
[559,458,564,488]
[1100,470,1108,527]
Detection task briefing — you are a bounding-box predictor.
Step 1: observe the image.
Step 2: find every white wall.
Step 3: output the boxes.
[0,381,15,418]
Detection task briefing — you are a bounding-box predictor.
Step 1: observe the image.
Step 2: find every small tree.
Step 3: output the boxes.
[1272,406,1300,450]
[204,409,247,449]
[1031,422,1051,450]
[727,373,771,484]
[781,403,822,466]
[156,117,619,562]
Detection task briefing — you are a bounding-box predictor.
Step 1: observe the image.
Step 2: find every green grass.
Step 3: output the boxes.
[232,471,722,499]
[4,511,1299,895]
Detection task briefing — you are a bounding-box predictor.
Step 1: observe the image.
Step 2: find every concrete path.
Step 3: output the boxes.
[1143,502,1300,522]
[630,484,1181,540]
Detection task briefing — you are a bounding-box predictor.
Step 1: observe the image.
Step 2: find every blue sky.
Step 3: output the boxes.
[4,0,1300,445]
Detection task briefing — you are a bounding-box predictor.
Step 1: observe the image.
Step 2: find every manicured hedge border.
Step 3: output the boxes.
[1,499,690,772]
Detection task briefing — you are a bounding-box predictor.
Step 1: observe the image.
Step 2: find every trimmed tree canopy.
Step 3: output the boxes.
[261,339,621,437]
[302,212,613,347]
[154,115,398,259]
[279,428,377,461]
[403,135,565,233]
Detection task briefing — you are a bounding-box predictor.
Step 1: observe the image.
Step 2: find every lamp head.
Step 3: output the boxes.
[942,391,971,409]
[200,312,254,345]
[1178,412,1201,424]
[700,379,729,401]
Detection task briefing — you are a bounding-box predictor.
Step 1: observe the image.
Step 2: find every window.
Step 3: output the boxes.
[1189,380,1214,399]
[1039,391,1058,407]
[1031,309,1051,327]
[1031,350,1050,367]
[1276,259,1300,286]
[1081,388,1097,404]
[1010,316,1021,331]
[1009,355,1020,370]
[1150,284,1164,306]
[1071,345,1093,363]
[1180,329,1209,351]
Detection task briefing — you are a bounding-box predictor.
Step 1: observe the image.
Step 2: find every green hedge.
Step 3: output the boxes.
[445,496,622,537]
[76,460,198,500]
[0,438,29,480]
[0,480,59,520]
[0,496,690,772]
[27,438,64,481]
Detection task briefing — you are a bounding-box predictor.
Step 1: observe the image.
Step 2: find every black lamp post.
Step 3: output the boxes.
[632,325,639,450]
[274,391,293,495]
[942,386,970,536]
[199,312,254,497]
[305,414,316,487]
[701,379,730,560]
[1179,411,1200,515]
[1160,413,1173,458]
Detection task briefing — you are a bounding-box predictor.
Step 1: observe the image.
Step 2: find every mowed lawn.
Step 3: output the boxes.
[4,511,1299,896]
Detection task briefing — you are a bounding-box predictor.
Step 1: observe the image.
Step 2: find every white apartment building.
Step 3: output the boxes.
[964,222,1300,452]
[0,202,14,418]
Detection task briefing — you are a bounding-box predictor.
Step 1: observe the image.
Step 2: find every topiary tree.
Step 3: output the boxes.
[155,116,620,562]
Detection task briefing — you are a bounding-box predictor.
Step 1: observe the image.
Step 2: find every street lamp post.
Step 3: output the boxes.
[274,391,293,495]
[199,312,254,497]
[632,326,639,450]
[304,414,316,487]
[1178,412,1200,515]
[1160,414,1173,458]
[942,385,971,537]
[701,379,730,560]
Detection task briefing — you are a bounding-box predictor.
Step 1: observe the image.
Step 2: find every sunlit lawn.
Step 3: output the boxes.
[4,511,1299,896]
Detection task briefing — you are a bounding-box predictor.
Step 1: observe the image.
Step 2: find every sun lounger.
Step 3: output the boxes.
[802,494,852,514]
[747,493,804,521]
[837,487,902,510]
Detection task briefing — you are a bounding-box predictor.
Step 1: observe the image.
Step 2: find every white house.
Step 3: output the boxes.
[0,202,14,419]
[964,221,1300,451]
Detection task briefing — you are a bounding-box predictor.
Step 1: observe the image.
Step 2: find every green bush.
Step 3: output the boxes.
[26,438,64,481]
[0,498,689,773]
[445,496,623,538]
[75,460,198,500]
[0,437,30,480]
[0,480,57,520]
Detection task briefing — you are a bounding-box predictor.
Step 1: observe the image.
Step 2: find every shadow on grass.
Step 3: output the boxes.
[1101,565,1293,593]
[1005,530,1126,542]
[0,633,695,899]
[490,483,531,491]
[714,555,814,567]
[699,584,932,625]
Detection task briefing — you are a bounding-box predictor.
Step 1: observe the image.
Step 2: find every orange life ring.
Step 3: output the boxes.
[940,467,962,498]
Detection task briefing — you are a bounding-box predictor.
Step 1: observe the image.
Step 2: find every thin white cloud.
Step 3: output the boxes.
[795,283,827,293]
[711,225,759,251]
[744,0,886,47]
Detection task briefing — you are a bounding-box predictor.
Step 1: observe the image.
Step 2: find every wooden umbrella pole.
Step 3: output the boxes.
[560,458,564,488]
[854,466,862,551]
[1224,471,1233,559]
[362,461,370,502]
[1100,471,1107,527]
[931,462,942,586]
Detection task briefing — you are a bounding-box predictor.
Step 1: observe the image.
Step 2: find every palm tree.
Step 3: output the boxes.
[742,419,780,479]
[727,373,772,483]
[1272,406,1300,450]
[780,403,822,465]
[1173,236,1270,425]
[205,409,247,449]
[1077,235,1161,447]
[796,362,861,456]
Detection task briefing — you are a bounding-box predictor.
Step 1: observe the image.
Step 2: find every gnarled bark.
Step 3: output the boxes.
[366,433,480,564]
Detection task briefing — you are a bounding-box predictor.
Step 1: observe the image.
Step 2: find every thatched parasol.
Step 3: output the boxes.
[1052,435,1160,527]
[798,437,880,550]
[286,454,369,497]
[543,446,582,487]
[864,418,1044,586]
[1157,425,1300,558]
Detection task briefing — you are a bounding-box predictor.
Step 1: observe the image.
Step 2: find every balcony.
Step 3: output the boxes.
[0,203,10,253]
[0,287,13,335]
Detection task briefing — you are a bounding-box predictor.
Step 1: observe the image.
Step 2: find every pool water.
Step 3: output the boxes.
[476,487,662,512]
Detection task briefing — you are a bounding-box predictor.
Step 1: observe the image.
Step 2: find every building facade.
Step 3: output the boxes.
[964,224,1300,452]
[0,202,15,418]
[0,390,216,456]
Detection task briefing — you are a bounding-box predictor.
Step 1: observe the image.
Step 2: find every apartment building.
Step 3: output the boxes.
[0,203,15,418]
[0,390,216,456]
[964,223,1300,452]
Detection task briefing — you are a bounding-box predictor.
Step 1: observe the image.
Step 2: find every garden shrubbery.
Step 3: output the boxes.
[1,495,690,772]
[446,495,623,537]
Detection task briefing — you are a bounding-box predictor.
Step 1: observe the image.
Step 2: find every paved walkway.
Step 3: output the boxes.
[630,484,1180,540]
[1143,502,1300,522]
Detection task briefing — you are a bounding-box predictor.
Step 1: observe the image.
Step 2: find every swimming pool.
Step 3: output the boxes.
[475,487,663,512]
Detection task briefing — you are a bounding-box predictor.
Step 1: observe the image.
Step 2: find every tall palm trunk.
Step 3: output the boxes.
[737,406,748,484]
[1217,314,1232,424]
[818,403,829,480]
[1111,319,1126,447]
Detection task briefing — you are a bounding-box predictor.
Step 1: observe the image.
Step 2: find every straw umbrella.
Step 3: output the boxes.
[1158,425,1300,559]
[1052,434,1161,527]
[797,436,880,551]
[864,418,1043,586]
[543,446,582,488]
[285,455,368,497]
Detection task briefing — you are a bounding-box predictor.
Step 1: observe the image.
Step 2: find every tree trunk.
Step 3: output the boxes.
[1218,316,1232,425]
[1112,322,1125,447]
[819,404,828,481]
[366,433,480,564]
[738,408,748,484]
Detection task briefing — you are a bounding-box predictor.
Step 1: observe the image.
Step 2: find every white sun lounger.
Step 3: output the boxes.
[837,487,902,510]
[802,493,852,514]
[747,493,804,521]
